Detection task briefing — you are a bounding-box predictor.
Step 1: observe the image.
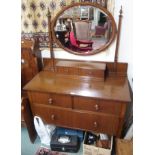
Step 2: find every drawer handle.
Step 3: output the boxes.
[48,98,53,104]
[94,122,98,128]
[94,104,99,111]
[21,105,24,111]
[51,114,55,120]
[88,71,92,75]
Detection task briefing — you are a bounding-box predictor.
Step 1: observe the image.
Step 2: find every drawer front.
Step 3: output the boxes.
[29,92,72,108]
[31,105,119,136]
[32,105,72,127]
[72,111,119,135]
[78,68,104,78]
[73,97,122,115]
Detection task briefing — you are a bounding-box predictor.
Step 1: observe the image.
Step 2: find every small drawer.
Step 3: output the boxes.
[73,97,122,115]
[32,105,72,127]
[28,92,72,108]
[78,68,104,78]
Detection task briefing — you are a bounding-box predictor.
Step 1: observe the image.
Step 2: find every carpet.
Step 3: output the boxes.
[35,147,67,155]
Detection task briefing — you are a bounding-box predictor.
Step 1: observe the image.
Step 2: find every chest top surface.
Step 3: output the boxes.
[24,71,131,102]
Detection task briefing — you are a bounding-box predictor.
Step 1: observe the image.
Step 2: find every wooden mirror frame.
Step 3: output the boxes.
[51,2,117,56]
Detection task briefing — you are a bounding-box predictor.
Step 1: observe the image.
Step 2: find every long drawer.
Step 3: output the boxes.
[73,96,122,115]
[28,92,72,108]
[31,104,119,136]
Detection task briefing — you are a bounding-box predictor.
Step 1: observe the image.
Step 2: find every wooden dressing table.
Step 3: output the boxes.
[23,2,131,139]
[24,59,131,138]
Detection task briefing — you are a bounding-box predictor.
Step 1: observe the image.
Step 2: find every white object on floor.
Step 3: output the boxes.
[34,116,51,145]
[100,133,109,140]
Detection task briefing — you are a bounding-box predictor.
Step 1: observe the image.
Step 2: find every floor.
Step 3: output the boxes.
[21,127,115,155]
[21,127,83,155]
[92,36,107,50]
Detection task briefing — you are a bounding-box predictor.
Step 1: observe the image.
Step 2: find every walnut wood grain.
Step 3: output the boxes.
[21,40,38,88]
[73,96,122,115]
[24,71,131,102]
[24,62,131,138]
[28,92,72,108]
[43,58,127,77]
[32,104,119,135]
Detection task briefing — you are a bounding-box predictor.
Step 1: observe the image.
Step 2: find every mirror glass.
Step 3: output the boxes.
[52,3,116,55]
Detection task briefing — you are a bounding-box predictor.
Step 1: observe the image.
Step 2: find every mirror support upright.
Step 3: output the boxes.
[47,8,55,72]
[114,6,123,73]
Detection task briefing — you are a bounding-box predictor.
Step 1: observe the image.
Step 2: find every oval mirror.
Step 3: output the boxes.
[52,2,117,56]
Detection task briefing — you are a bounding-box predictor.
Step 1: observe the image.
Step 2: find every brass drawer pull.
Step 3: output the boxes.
[21,105,24,111]
[88,71,92,75]
[48,98,53,104]
[51,114,55,120]
[94,104,99,111]
[94,122,98,128]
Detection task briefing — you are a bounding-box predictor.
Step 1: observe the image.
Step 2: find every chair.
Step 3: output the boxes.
[95,22,108,36]
[69,31,93,52]
[73,20,92,41]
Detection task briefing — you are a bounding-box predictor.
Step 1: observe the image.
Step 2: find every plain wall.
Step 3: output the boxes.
[114,0,133,89]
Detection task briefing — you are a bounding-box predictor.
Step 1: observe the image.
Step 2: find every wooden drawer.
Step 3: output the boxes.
[28,92,72,108]
[73,97,122,115]
[72,111,119,135]
[78,68,104,78]
[32,105,72,127]
[32,104,119,135]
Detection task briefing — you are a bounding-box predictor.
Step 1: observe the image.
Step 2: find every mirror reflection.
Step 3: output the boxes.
[54,6,113,53]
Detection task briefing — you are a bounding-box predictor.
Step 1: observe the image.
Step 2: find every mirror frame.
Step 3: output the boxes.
[51,2,117,56]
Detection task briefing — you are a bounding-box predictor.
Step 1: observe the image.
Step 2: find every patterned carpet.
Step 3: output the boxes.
[35,147,67,155]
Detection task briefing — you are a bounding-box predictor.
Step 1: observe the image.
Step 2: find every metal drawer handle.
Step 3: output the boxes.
[94,122,98,128]
[94,104,99,111]
[48,98,53,104]
[51,114,55,120]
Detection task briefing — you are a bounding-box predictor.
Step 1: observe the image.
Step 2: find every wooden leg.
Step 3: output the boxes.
[21,97,37,143]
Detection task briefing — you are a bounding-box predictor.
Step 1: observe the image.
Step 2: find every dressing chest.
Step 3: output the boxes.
[23,2,131,139]
[24,60,131,138]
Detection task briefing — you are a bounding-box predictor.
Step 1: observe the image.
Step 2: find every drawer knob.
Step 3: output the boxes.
[51,114,55,120]
[88,71,92,75]
[94,122,98,128]
[21,105,24,111]
[94,104,99,111]
[48,98,53,104]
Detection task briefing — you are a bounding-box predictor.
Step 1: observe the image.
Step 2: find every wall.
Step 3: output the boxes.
[114,0,133,89]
